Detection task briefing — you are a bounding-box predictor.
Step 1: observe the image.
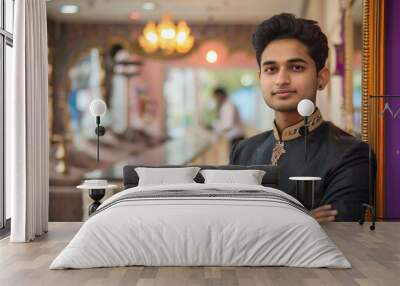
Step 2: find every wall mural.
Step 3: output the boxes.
[362,0,400,219]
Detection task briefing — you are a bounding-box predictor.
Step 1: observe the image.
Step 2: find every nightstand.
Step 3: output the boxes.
[77,180,118,215]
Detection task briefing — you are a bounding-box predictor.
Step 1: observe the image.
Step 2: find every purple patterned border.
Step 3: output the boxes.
[384,0,400,218]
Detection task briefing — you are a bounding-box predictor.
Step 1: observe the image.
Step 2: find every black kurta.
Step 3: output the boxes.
[230,117,375,221]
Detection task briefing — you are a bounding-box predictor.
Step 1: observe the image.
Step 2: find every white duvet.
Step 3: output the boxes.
[50,183,351,269]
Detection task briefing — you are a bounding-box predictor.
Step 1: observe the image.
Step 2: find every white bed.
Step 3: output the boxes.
[50,183,351,269]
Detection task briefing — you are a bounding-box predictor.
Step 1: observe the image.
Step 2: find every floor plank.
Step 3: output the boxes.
[0,222,399,286]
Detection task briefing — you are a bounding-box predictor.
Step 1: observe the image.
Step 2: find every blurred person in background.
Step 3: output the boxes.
[212,87,245,149]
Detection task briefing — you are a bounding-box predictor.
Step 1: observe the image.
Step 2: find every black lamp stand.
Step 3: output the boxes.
[94,115,106,162]
[88,189,106,215]
[88,116,106,216]
[304,116,308,162]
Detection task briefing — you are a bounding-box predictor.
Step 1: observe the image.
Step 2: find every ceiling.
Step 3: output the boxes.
[46,0,307,24]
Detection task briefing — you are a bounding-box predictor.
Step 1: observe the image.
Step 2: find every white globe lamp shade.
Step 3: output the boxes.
[89,99,107,117]
[297,99,315,117]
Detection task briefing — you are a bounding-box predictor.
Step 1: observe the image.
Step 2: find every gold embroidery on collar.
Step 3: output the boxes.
[271,141,286,166]
[272,109,324,142]
[270,109,324,166]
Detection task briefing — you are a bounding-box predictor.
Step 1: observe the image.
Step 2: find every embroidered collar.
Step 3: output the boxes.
[272,108,324,142]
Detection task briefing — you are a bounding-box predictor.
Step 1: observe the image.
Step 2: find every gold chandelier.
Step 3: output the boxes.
[138,14,194,55]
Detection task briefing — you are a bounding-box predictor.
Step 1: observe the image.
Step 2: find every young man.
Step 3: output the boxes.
[230,13,374,222]
[212,87,245,149]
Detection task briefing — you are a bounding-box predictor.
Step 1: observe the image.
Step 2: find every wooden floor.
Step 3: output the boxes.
[0,222,399,286]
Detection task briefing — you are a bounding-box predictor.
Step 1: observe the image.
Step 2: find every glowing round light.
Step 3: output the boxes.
[206,50,218,63]
[60,4,79,14]
[142,2,155,10]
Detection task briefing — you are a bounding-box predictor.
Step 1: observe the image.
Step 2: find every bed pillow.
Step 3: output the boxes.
[200,169,266,185]
[135,167,201,186]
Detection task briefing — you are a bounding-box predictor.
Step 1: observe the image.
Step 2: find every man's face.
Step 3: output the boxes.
[259,38,320,112]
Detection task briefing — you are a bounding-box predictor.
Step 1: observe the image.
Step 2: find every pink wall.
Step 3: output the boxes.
[168,40,258,69]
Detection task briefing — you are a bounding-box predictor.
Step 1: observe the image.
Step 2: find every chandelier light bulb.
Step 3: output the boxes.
[176,36,194,53]
[146,31,158,43]
[160,28,175,40]
[176,32,187,43]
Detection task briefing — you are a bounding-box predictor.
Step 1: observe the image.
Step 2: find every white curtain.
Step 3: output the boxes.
[7,0,49,242]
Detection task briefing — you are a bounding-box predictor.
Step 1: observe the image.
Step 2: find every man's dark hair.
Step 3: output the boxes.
[252,13,329,73]
[213,87,228,97]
